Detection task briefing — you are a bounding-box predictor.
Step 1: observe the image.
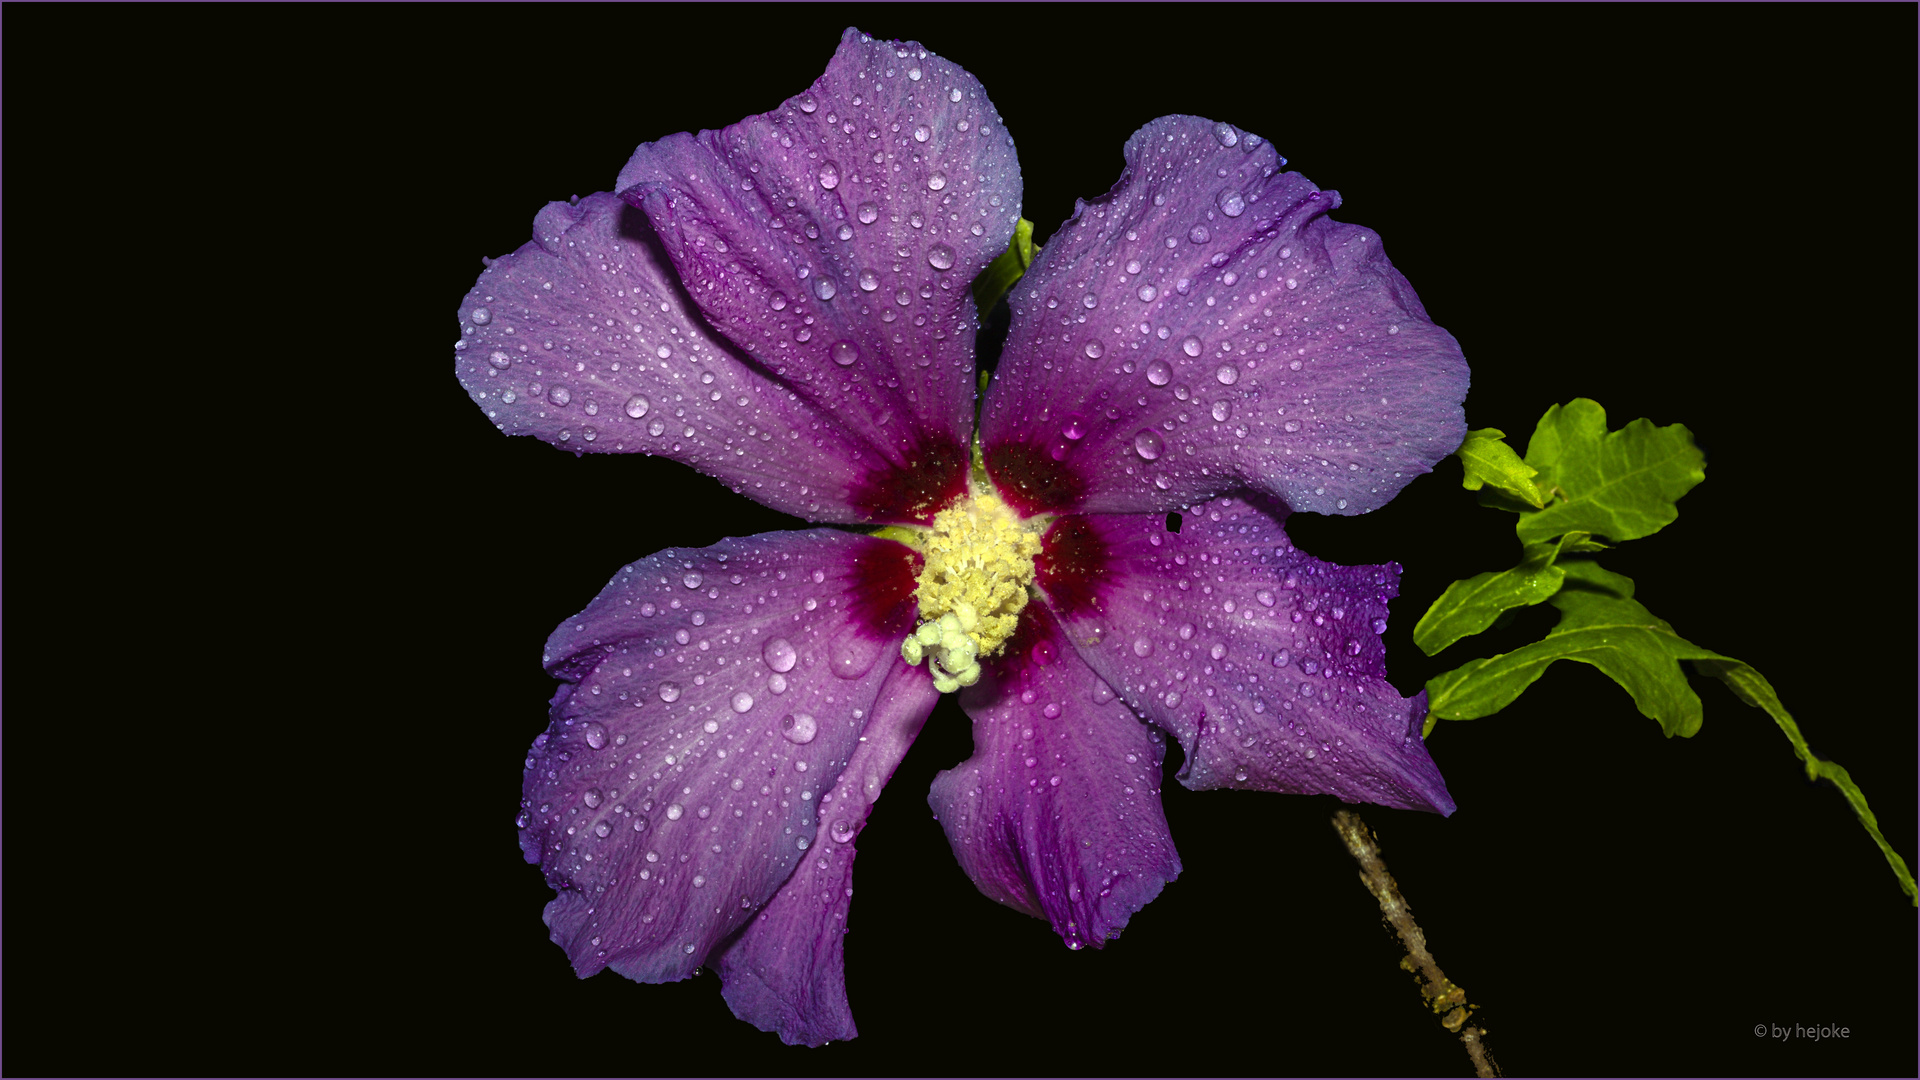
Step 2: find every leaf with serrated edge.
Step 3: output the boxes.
[1413,532,1596,656]
[1457,427,1550,508]
[1516,399,1706,544]
[1689,659,1917,903]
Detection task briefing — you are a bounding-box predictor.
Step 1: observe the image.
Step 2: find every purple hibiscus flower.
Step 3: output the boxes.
[455,27,1467,1046]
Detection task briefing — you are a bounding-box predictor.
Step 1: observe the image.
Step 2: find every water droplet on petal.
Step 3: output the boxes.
[817,161,840,190]
[583,788,603,808]
[926,172,947,191]
[928,243,956,270]
[659,681,682,702]
[731,691,755,714]
[1188,225,1211,244]
[623,394,651,419]
[1145,359,1172,386]
[1211,400,1232,422]
[1215,363,1240,385]
[583,722,607,749]
[666,803,683,820]
[1220,191,1246,217]
[832,340,860,366]
[781,713,819,744]
[1132,637,1154,658]
[1213,122,1239,147]
[1182,335,1204,358]
[1132,430,1164,460]
[858,268,880,292]
[913,124,930,143]
[1137,283,1158,303]
[762,637,797,673]
[858,202,879,225]
[814,277,837,301]
[470,307,492,325]
[1062,415,1087,440]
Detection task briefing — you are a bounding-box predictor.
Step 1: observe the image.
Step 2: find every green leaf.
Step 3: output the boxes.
[971,218,1036,315]
[1515,399,1706,544]
[1456,428,1551,508]
[1425,569,1727,735]
[1690,659,1917,904]
[1413,532,1597,656]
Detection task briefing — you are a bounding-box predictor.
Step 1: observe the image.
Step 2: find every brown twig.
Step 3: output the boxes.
[1332,810,1499,1078]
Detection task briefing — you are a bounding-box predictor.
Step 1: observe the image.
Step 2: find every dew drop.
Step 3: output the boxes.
[858,268,880,292]
[831,819,855,843]
[1220,191,1246,218]
[1211,400,1232,422]
[624,394,650,419]
[488,350,512,370]
[682,571,703,590]
[658,681,682,703]
[858,202,879,225]
[832,340,860,366]
[1181,335,1203,358]
[1213,122,1239,147]
[547,386,570,407]
[927,171,947,191]
[1188,225,1211,244]
[666,803,683,821]
[817,161,840,190]
[470,306,492,325]
[913,124,930,143]
[781,713,819,744]
[762,637,797,673]
[1132,430,1164,460]
[814,277,837,301]
[1145,359,1172,386]
[928,243,956,270]
[1215,363,1240,385]
[583,722,607,749]
[731,691,755,714]
[1081,293,1098,309]
[583,788,603,808]
[1132,637,1154,658]
[1062,415,1086,440]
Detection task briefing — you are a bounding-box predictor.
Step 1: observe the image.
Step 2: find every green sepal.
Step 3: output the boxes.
[1456,427,1551,508]
[971,218,1036,315]
[1412,531,1599,656]
[1515,398,1706,544]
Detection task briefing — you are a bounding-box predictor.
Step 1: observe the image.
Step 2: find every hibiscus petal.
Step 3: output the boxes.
[981,115,1467,519]
[616,27,1023,522]
[714,660,938,1046]
[927,604,1182,950]
[455,192,889,522]
[519,529,929,985]
[1036,496,1454,815]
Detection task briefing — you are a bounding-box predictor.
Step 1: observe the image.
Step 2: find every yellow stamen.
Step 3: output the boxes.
[898,490,1042,692]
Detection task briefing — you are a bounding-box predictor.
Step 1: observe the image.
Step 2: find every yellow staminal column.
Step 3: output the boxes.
[895,491,1043,693]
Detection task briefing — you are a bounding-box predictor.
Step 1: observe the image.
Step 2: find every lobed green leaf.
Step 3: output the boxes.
[1425,567,1727,735]
[1456,428,1551,508]
[1515,399,1706,544]
[1413,532,1600,656]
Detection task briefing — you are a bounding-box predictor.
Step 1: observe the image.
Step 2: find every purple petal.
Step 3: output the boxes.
[715,659,939,1046]
[1035,496,1454,815]
[981,115,1467,519]
[927,604,1182,949]
[616,28,1023,523]
[519,529,931,986]
[455,193,894,523]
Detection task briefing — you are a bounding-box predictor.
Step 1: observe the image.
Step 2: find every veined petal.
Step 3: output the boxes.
[928,605,1182,950]
[982,115,1467,518]
[1036,496,1453,815]
[715,661,939,1046]
[519,529,928,985]
[617,27,1023,524]
[455,193,887,523]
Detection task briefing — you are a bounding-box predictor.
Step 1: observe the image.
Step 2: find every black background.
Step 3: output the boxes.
[7,6,1915,1078]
